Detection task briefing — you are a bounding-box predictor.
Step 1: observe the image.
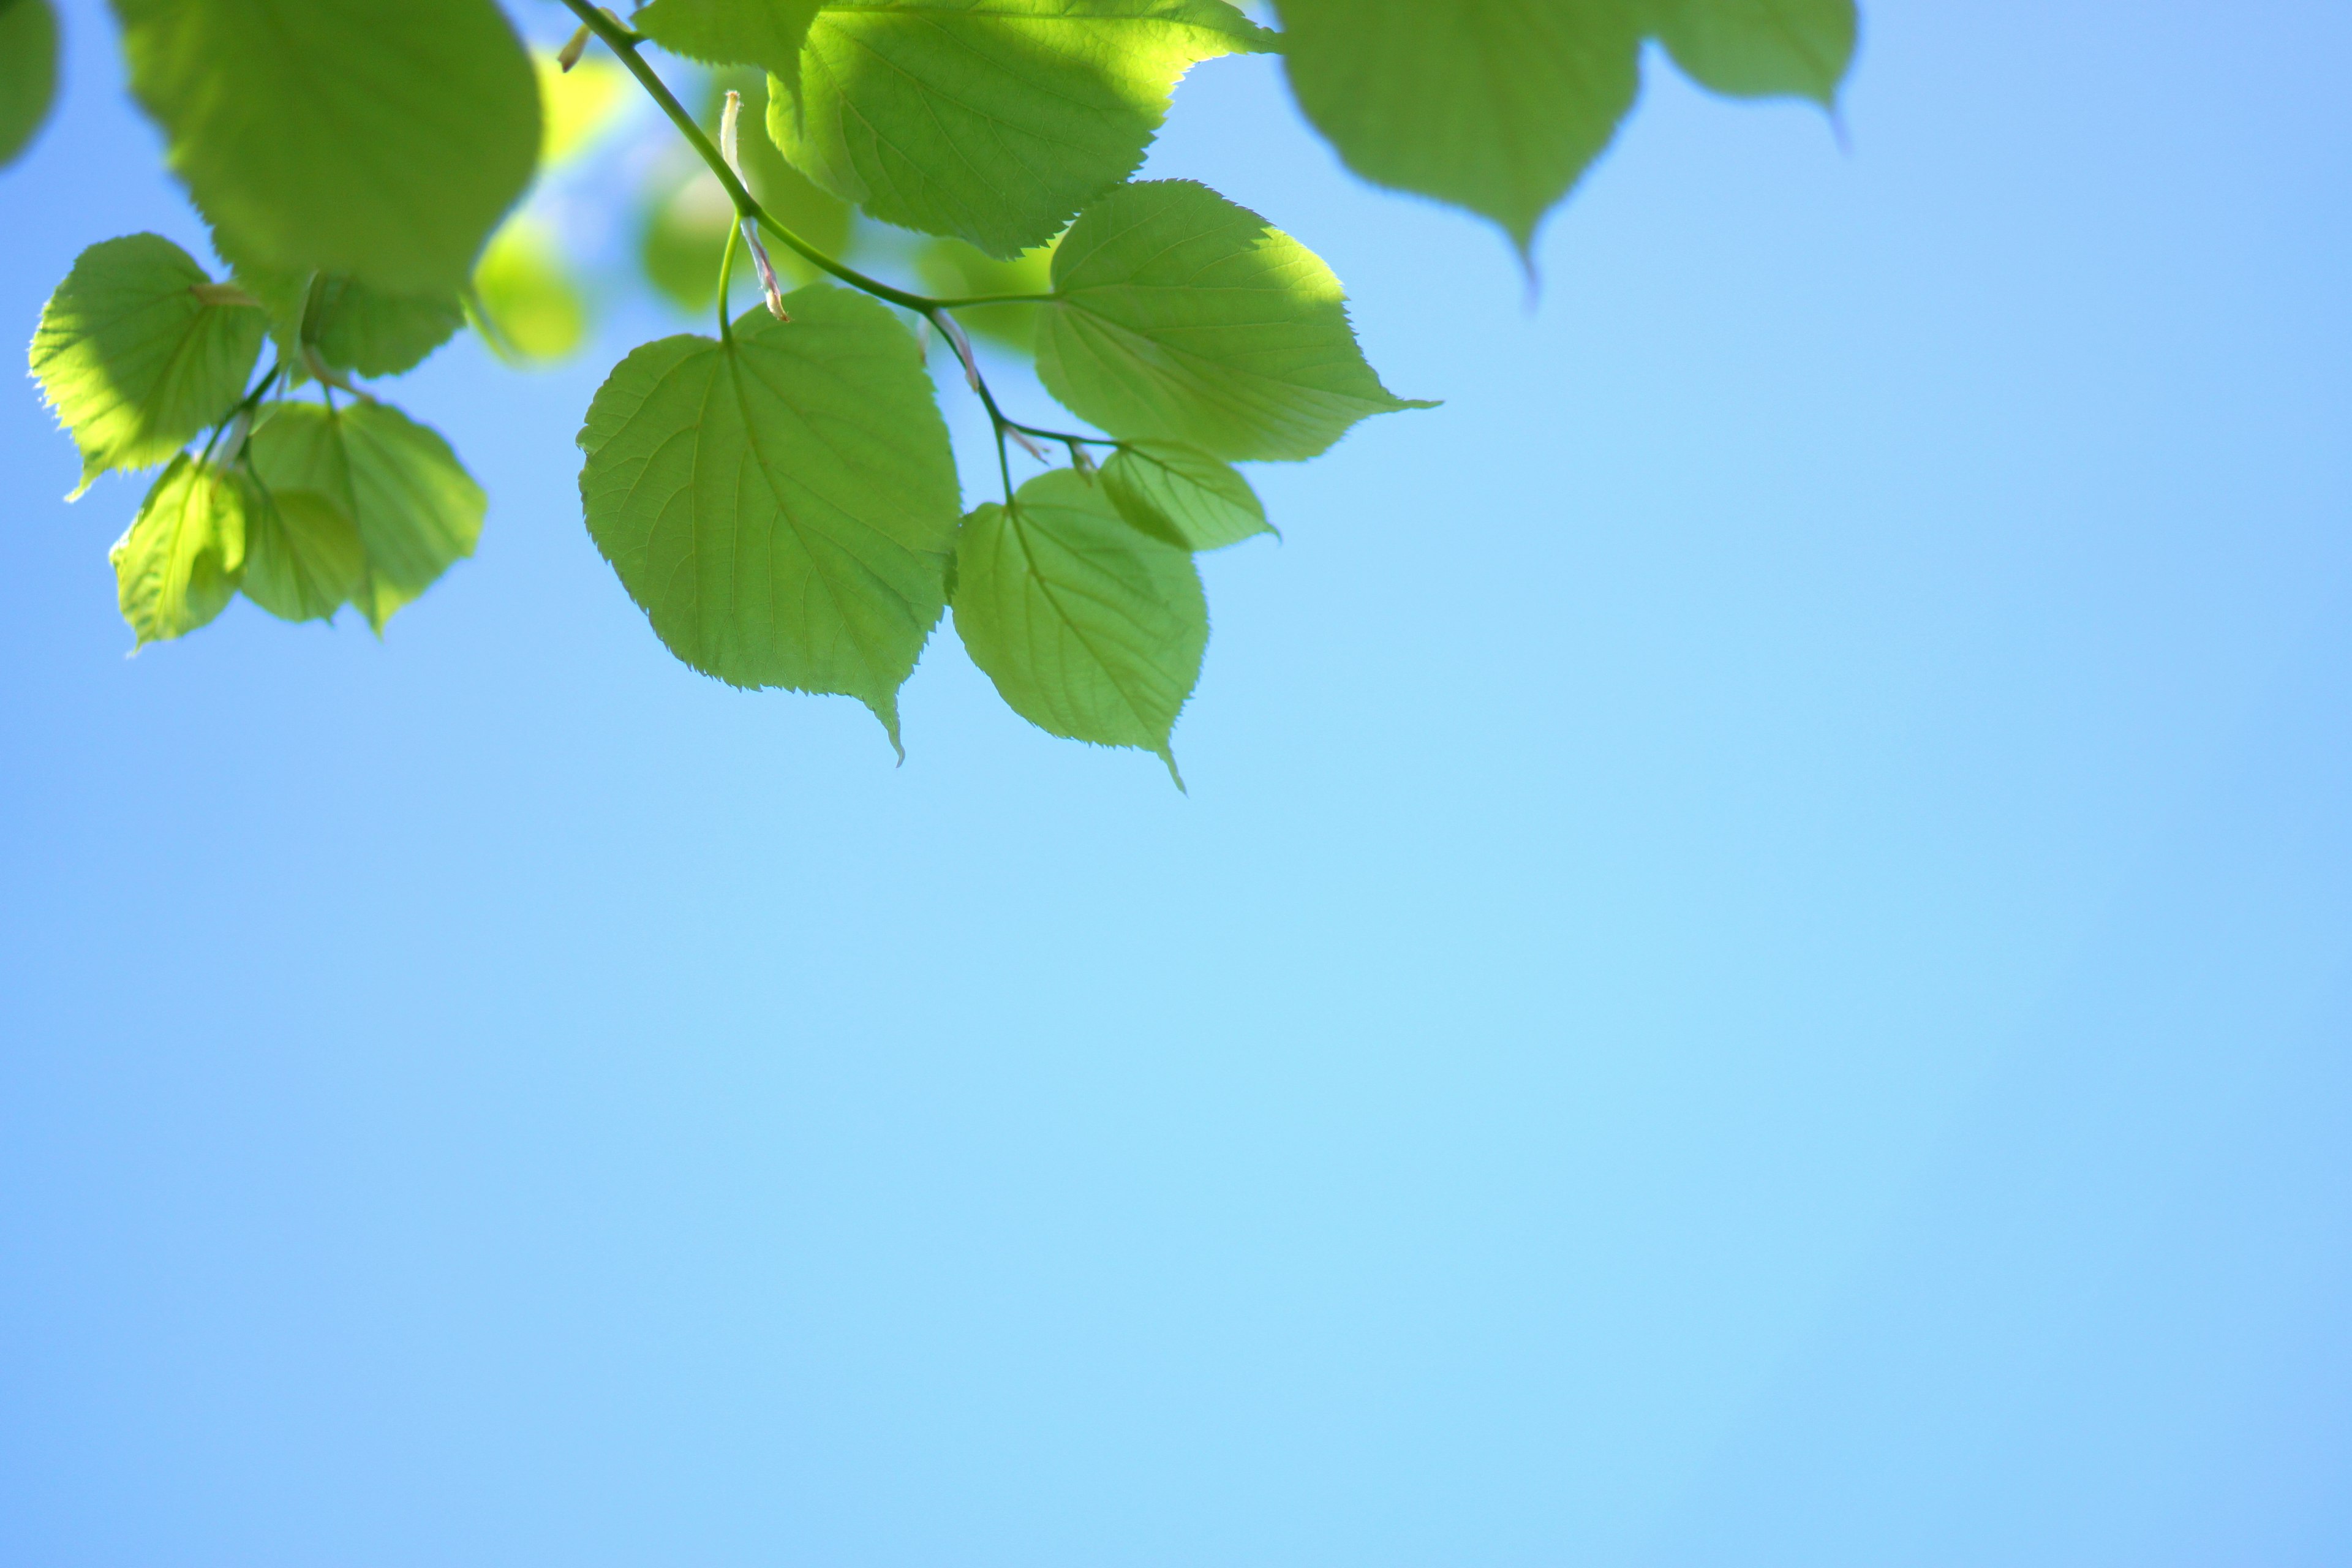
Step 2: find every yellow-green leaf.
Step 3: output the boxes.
[576,288,961,747]
[239,486,366,625]
[952,468,1205,780]
[1099,440,1268,550]
[110,454,248,646]
[31,233,266,496]
[1036,180,1433,462]
[474,217,589,364]
[771,0,1274,258]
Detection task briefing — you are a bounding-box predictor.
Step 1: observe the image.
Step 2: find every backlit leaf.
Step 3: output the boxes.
[770,0,1274,258]
[244,401,485,632]
[1650,0,1856,106]
[1100,440,1268,550]
[1035,180,1432,462]
[0,0,58,168]
[216,251,463,382]
[239,486,365,624]
[111,0,542,294]
[474,217,589,364]
[1273,0,1643,253]
[952,468,1205,779]
[31,233,265,496]
[576,288,961,746]
[635,0,823,95]
[535,49,633,164]
[109,453,247,646]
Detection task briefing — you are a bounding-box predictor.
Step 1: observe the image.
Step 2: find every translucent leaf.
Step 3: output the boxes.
[215,251,462,382]
[474,217,589,364]
[913,236,1056,352]
[30,233,266,496]
[244,401,484,632]
[240,487,365,624]
[1035,180,1433,462]
[111,0,542,295]
[576,288,961,747]
[534,50,633,165]
[0,0,58,168]
[769,0,1273,259]
[1100,440,1269,550]
[1273,0,1643,253]
[952,469,1205,780]
[1651,0,1857,107]
[635,0,823,94]
[109,454,247,646]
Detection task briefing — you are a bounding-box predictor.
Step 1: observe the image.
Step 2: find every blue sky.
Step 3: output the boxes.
[4,2,2350,1564]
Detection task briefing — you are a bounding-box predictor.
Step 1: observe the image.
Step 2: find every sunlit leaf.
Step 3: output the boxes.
[111,0,543,294]
[1036,180,1433,462]
[474,217,589,364]
[1651,0,1857,106]
[535,49,633,165]
[771,0,1274,258]
[244,401,484,632]
[239,486,365,624]
[109,453,247,646]
[635,0,824,96]
[952,468,1205,780]
[1273,0,1642,254]
[1100,440,1268,550]
[0,0,58,168]
[31,233,265,496]
[576,288,960,747]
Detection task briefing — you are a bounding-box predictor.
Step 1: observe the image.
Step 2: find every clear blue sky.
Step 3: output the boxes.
[5,2,2350,1564]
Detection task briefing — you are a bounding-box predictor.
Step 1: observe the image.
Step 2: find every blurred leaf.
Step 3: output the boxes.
[239,486,365,624]
[1650,0,1857,105]
[219,246,464,382]
[109,453,247,646]
[245,401,484,632]
[1273,0,1641,255]
[534,49,633,165]
[770,0,1273,258]
[913,236,1055,351]
[952,468,1205,781]
[474,216,589,364]
[31,233,265,496]
[576,288,959,748]
[0,0,58,168]
[1100,440,1269,550]
[111,0,543,295]
[1036,180,1433,462]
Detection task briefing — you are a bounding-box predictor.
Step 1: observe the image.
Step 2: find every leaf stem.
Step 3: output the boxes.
[716,221,740,345]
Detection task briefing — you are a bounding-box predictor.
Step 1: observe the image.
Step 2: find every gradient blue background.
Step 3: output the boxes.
[5,2,2350,1563]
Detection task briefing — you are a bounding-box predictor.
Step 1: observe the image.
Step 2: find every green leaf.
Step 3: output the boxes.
[0,0,58,168]
[576,287,961,747]
[952,469,1206,779]
[30,233,266,497]
[1272,0,1643,253]
[111,0,543,295]
[535,48,634,165]
[1649,0,1856,106]
[221,253,465,382]
[769,0,1274,258]
[1100,440,1268,550]
[474,217,589,364]
[239,486,366,624]
[636,0,823,94]
[109,453,247,646]
[244,401,485,632]
[1035,180,1432,462]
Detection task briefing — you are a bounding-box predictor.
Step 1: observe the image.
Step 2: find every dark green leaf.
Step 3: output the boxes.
[1036,180,1433,462]
[0,0,58,168]
[1273,0,1643,253]
[952,468,1205,779]
[244,401,484,631]
[576,288,961,747]
[770,0,1273,258]
[111,0,542,294]
[31,233,266,496]
[1101,440,1268,550]
[110,453,247,646]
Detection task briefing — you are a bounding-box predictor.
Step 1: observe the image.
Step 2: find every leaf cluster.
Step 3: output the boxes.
[15,0,1856,777]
